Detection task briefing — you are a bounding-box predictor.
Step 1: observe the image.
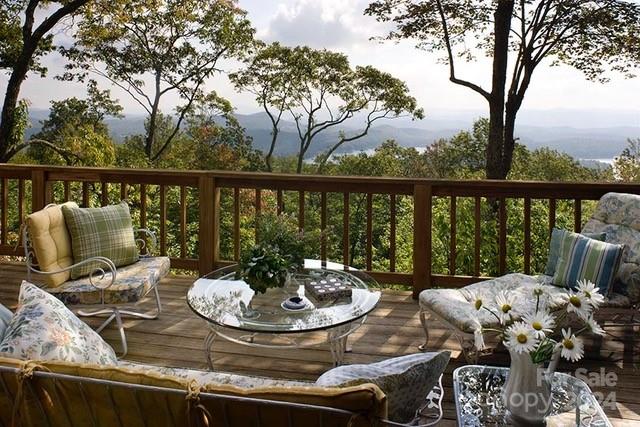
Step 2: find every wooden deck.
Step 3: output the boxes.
[0,261,639,426]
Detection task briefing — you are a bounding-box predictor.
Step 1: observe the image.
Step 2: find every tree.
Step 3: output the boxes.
[63,0,256,162]
[0,0,92,162]
[27,82,122,166]
[231,43,424,173]
[613,138,640,182]
[366,0,640,179]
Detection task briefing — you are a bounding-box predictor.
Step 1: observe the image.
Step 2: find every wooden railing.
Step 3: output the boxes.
[2,164,640,298]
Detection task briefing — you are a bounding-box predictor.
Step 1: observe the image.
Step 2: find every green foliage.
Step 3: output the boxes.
[256,213,321,269]
[613,138,640,182]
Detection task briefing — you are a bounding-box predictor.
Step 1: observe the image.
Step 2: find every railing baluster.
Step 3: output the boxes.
[120,183,128,201]
[82,182,89,207]
[180,186,187,258]
[234,187,240,261]
[159,184,167,256]
[574,199,582,232]
[255,188,261,241]
[277,189,283,214]
[390,194,396,273]
[320,192,327,261]
[549,198,556,236]
[18,179,24,228]
[499,197,507,275]
[140,184,147,229]
[524,197,531,275]
[449,196,457,276]
[366,193,373,271]
[63,181,70,202]
[1,178,7,245]
[101,182,108,206]
[298,190,305,231]
[474,196,481,276]
[343,192,349,267]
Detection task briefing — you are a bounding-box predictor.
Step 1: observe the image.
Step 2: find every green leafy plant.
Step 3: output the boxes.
[236,213,320,293]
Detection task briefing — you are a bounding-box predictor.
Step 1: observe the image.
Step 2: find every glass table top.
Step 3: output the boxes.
[453,365,611,427]
[187,259,381,333]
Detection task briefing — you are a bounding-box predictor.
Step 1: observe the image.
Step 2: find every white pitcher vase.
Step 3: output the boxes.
[502,349,560,426]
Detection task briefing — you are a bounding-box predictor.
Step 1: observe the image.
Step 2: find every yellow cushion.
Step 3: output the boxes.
[26,202,78,287]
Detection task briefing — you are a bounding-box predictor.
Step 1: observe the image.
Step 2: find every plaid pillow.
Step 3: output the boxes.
[552,231,624,295]
[62,201,139,279]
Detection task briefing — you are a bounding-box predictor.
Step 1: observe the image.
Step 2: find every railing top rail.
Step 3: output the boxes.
[1,164,640,198]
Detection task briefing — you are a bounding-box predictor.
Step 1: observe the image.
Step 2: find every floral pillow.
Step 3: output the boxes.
[0,281,117,364]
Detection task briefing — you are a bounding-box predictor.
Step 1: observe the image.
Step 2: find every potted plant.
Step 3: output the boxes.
[236,213,320,295]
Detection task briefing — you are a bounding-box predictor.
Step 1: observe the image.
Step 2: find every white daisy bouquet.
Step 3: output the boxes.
[468,279,605,364]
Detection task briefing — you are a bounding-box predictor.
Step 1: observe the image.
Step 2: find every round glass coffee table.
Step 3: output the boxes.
[187,259,381,369]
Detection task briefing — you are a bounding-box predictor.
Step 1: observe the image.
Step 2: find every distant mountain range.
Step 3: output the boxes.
[24,109,640,161]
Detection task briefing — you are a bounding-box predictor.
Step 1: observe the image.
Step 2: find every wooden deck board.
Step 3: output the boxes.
[0,261,638,425]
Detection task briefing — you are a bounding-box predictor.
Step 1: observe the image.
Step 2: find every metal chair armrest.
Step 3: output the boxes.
[134,228,158,257]
[26,256,118,291]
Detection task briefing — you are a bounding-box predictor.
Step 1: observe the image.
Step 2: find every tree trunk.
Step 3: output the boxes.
[265,127,278,172]
[485,0,515,180]
[0,52,34,162]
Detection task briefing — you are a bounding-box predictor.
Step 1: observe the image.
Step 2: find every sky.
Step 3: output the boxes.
[1,0,639,127]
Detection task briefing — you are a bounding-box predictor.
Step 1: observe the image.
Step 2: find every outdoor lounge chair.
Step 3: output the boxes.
[22,202,170,357]
[418,192,640,362]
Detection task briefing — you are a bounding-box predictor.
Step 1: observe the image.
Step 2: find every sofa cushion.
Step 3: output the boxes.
[0,281,117,364]
[118,360,312,388]
[316,351,450,423]
[582,192,640,302]
[62,201,139,279]
[0,304,12,342]
[26,202,79,287]
[47,256,170,305]
[552,231,624,295]
[545,229,606,276]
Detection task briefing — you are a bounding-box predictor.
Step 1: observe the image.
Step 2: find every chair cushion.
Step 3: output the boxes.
[553,221,624,295]
[420,274,568,333]
[26,202,79,287]
[62,201,139,279]
[47,256,170,305]
[0,281,117,364]
[0,304,12,342]
[582,192,640,302]
[315,351,450,424]
[545,228,606,276]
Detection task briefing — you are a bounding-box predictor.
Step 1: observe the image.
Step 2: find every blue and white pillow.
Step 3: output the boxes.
[316,351,450,423]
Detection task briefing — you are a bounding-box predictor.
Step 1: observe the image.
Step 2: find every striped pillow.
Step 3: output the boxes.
[544,229,606,276]
[552,232,624,294]
[62,201,139,279]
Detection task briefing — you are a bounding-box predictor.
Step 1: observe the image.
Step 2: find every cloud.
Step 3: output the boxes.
[261,0,371,49]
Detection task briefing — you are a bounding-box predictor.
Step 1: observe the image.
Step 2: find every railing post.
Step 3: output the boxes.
[413,184,432,298]
[31,169,51,212]
[198,176,219,275]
